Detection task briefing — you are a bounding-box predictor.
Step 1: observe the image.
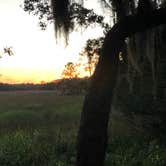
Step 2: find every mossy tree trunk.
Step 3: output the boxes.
[76,8,166,166]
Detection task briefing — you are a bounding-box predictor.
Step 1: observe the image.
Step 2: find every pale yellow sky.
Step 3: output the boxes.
[0,0,104,83]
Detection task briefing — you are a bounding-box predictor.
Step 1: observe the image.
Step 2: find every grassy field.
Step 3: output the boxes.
[0,90,165,166]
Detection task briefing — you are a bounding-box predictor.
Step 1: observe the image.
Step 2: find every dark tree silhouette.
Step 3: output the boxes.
[3,47,13,56]
[0,46,14,58]
[80,37,103,76]
[23,0,166,165]
[61,62,80,79]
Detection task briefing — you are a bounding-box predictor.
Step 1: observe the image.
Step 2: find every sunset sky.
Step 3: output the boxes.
[0,0,104,84]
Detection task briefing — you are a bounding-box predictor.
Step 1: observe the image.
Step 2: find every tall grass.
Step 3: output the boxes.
[0,91,165,166]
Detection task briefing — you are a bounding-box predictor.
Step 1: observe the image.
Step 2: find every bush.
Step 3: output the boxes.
[0,130,75,166]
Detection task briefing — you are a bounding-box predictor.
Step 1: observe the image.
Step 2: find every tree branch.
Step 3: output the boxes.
[76,7,166,166]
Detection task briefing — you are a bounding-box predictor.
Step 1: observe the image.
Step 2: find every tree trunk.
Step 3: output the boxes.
[76,30,121,166]
[76,8,166,166]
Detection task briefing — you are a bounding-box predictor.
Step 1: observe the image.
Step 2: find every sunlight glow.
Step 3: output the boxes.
[0,0,103,84]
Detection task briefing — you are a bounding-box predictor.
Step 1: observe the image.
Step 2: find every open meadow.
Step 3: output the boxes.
[0,91,165,166]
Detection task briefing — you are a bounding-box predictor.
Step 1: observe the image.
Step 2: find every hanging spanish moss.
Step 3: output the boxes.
[126,27,162,99]
[145,28,159,99]
[127,36,142,75]
[51,0,71,43]
[51,0,83,43]
[126,36,142,93]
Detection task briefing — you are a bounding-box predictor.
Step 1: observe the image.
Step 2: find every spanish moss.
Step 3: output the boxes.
[51,0,70,43]
[51,0,83,43]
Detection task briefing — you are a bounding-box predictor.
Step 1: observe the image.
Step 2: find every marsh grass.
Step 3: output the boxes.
[0,91,165,166]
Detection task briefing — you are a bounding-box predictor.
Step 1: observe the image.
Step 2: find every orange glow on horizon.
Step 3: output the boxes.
[0,66,90,84]
[0,0,103,84]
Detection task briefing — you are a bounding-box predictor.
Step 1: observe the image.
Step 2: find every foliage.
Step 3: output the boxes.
[22,1,109,34]
[1,131,166,166]
[0,91,165,166]
[23,0,53,30]
[22,0,166,164]
[3,47,13,56]
[0,131,75,166]
[105,137,166,166]
[0,47,13,58]
[0,78,89,94]
[61,62,80,79]
[55,77,89,95]
[80,37,104,76]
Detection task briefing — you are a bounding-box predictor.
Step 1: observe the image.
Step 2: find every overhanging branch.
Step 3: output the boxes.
[76,6,166,166]
[110,7,166,41]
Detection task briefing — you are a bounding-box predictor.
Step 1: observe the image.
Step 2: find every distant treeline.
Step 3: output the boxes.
[0,78,90,95]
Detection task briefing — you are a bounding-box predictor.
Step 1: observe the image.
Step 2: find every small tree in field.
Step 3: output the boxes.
[80,37,103,77]
[61,62,80,79]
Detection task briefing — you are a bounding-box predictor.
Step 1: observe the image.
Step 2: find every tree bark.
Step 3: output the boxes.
[76,8,166,166]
